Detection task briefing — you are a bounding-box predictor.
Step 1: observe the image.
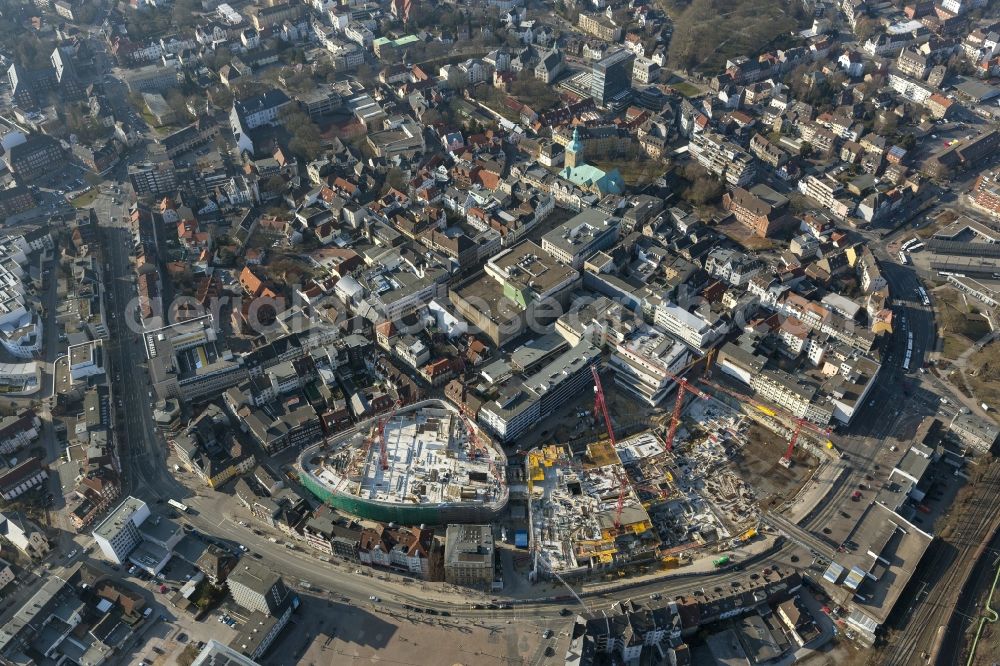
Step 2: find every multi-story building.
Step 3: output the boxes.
[0,457,47,501]
[0,187,36,218]
[0,411,41,455]
[479,341,602,442]
[949,412,999,454]
[227,560,291,615]
[146,316,248,402]
[541,209,620,269]
[5,135,65,183]
[609,327,691,406]
[129,158,177,196]
[799,173,846,216]
[92,496,149,565]
[123,64,179,93]
[444,524,494,590]
[652,301,729,349]
[591,49,634,108]
[722,184,795,238]
[749,133,789,169]
[578,13,622,42]
[971,168,1000,217]
[688,132,757,187]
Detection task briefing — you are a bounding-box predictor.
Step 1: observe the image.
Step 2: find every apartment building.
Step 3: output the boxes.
[609,327,691,406]
[578,13,622,42]
[689,132,757,187]
[749,133,790,169]
[0,411,41,456]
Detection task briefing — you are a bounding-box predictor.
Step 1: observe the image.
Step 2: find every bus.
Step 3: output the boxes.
[898,251,909,265]
[901,238,920,251]
[167,499,190,514]
[909,241,925,252]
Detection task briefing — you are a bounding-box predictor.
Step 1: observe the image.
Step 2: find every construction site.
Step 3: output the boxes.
[298,400,509,525]
[524,362,822,580]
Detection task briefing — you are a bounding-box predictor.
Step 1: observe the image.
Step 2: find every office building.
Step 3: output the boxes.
[93,496,150,565]
[591,49,634,108]
[479,341,601,442]
[541,209,620,269]
[444,524,495,590]
[227,560,291,615]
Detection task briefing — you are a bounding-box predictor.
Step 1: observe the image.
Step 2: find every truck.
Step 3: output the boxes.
[713,555,730,568]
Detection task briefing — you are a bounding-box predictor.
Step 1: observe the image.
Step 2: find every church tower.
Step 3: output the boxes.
[565,126,584,169]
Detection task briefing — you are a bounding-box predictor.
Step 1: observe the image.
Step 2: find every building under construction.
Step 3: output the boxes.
[298,400,508,525]
[526,438,660,581]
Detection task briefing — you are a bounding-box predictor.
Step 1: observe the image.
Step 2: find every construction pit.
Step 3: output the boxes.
[523,390,822,580]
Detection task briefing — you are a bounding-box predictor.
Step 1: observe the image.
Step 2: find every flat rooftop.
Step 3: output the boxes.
[93,496,146,542]
[490,241,578,295]
[823,501,932,625]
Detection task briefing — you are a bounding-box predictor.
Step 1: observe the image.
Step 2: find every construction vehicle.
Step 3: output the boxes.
[713,555,731,568]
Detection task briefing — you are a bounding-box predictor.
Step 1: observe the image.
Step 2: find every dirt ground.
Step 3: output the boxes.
[730,421,818,510]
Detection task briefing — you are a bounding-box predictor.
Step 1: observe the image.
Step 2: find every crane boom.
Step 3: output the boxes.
[591,367,628,528]
[592,366,616,446]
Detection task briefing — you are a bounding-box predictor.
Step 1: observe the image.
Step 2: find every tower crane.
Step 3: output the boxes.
[698,378,832,467]
[591,366,629,529]
[660,350,716,451]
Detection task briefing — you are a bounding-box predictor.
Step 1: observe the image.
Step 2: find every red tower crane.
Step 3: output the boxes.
[591,366,629,529]
[698,378,832,466]
[591,366,616,447]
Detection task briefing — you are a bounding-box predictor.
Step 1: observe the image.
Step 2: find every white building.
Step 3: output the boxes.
[93,496,150,565]
[609,327,691,406]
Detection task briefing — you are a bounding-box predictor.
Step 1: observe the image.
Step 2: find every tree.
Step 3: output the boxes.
[853,17,881,43]
[280,107,323,161]
[263,175,286,195]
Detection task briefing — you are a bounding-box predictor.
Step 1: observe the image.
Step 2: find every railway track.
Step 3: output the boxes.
[880,469,1000,666]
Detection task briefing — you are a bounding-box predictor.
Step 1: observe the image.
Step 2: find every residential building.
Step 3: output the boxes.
[578,13,622,42]
[689,132,757,187]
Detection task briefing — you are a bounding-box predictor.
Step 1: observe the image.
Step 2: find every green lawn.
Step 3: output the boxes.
[70,190,98,208]
[671,82,701,97]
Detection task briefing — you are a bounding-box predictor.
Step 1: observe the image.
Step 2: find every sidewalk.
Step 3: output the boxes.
[782,460,847,525]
